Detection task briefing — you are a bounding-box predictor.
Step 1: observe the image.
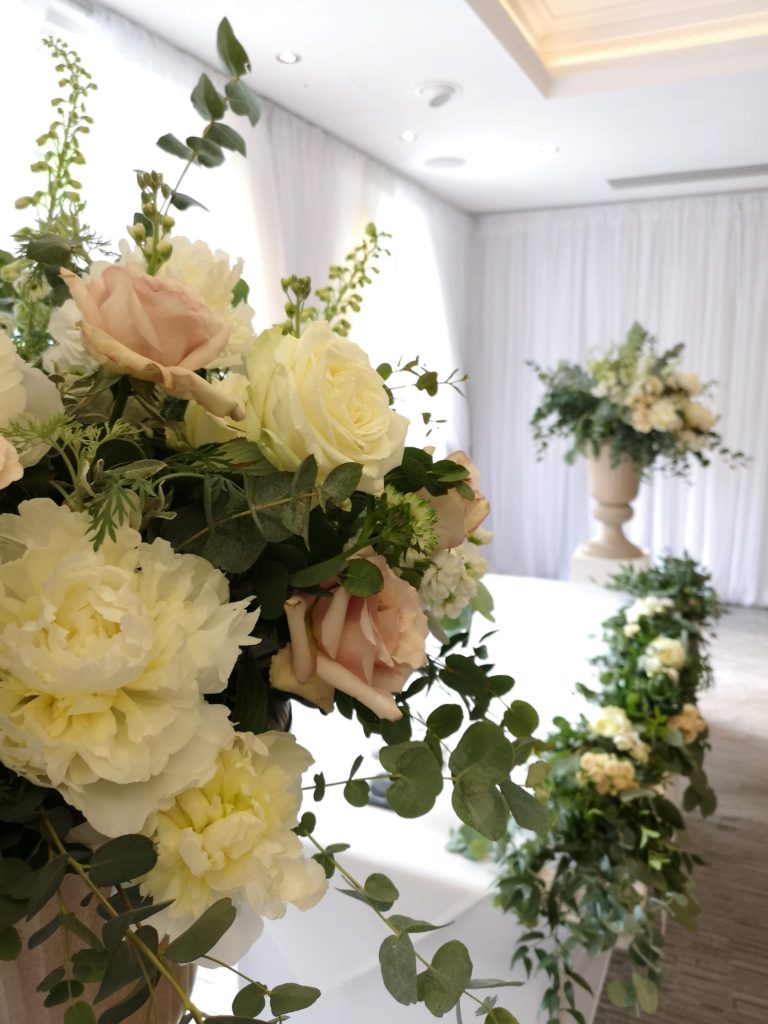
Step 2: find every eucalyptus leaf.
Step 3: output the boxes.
[0,925,21,960]
[156,133,193,160]
[89,835,156,887]
[232,983,266,1017]
[207,122,246,155]
[379,933,418,1005]
[165,898,237,963]
[420,940,472,1016]
[225,80,262,126]
[216,17,251,76]
[269,983,321,1015]
[191,74,226,121]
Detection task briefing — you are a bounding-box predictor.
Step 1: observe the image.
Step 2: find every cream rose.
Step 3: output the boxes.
[667,703,707,744]
[642,635,686,680]
[420,451,490,550]
[674,371,703,395]
[648,398,683,433]
[243,323,408,494]
[579,751,638,796]
[140,731,327,962]
[60,264,244,421]
[0,437,23,489]
[0,499,259,835]
[682,400,716,432]
[271,554,428,721]
[0,329,63,467]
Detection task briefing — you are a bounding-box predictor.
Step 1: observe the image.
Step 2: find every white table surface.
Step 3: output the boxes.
[193,574,627,1022]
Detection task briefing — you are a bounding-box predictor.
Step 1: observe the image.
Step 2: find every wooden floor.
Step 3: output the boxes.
[595,605,768,1024]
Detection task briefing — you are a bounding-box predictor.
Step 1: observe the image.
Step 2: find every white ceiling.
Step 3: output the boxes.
[91,0,768,213]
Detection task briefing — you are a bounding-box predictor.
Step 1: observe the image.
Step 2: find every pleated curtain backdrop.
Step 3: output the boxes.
[467,194,768,605]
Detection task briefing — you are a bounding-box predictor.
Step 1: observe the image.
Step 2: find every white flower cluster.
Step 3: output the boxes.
[589,705,650,763]
[140,731,327,960]
[419,539,489,620]
[641,635,687,682]
[623,594,674,637]
[0,499,259,836]
[579,750,638,796]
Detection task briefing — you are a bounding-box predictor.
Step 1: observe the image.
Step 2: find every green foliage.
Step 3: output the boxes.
[487,555,720,1019]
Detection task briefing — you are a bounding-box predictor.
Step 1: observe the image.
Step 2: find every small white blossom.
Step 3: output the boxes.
[419,540,488,620]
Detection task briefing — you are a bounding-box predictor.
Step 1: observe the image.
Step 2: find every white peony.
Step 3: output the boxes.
[243,323,408,494]
[44,297,100,375]
[0,499,259,835]
[682,400,716,433]
[419,540,488,620]
[0,329,64,466]
[184,373,249,447]
[0,437,23,489]
[648,398,683,433]
[641,635,686,681]
[140,731,327,962]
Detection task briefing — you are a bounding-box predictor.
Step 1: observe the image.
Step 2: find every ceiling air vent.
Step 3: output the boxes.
[608,164,768,190]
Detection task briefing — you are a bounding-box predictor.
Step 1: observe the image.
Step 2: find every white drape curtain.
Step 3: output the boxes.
[4,0,471,454]
[468,194,768,606]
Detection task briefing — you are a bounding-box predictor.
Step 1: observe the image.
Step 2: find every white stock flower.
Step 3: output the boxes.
[0,499,259,835]
[648,398,683,433]
[140,731,327,962]
[0,329,63,466]
[419,540,488,620]
[244,323,408,494]
[641,635,686,680]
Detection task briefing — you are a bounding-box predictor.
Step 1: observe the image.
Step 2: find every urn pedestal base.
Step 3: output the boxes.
[570,546,650,587]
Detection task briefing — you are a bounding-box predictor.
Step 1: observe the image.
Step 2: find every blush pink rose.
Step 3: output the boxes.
[270,554,428,721]
[60,264,244,420]
[422,451,490,550]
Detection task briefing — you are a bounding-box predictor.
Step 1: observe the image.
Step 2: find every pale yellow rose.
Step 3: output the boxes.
[642,635,686,680]
[682,400,717,432]
[648,398,683,433]
[667,703,707,744]
[674,372,703,395]
[61,265,243,421]
[184,373,249,447]
[271,553,428,721]
[243,323,408,494]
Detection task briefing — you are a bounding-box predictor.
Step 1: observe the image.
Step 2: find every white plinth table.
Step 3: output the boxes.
[194,574,628,1022]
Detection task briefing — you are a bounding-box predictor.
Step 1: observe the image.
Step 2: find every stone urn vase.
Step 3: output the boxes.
[1,874,195,1024]
[581,443,644,559]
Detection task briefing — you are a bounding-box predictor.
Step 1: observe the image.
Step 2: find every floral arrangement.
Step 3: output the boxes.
[451,555,720,1022]
[528,322,743,474]
[0,23,541,1024]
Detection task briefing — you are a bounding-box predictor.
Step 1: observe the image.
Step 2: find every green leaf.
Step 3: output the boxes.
[44,980,84,1007]
[191,74,226,120]
[225,80,261,126]
[343,779,370,807]
[89,835,157,886]
[71,948,110,983]
[269,983,321,1016]
[427,704,463,739]
[102,901,173,951]
[169,191,208,212]
[632,972,659,1013]
[156,132,193,160]
[387,914,447,935]
[0,925,21,960]
[452,777,509,840]
[341,558,384,597]
[379,933,418,1005]
[216,17,250,76]
[187,136,225,168]
[380,742,443,817]
[290,555,347,588]
[232,983,266,1017]
[606,977,636,1008]
[364,872,399,908]
[484,1008,520,1023]
[468,979,524,990]
[64,1003,96,1024]
[165,898,236,962]
[420,940,472,1016]
[500,781,548,835]
[525,760,549,788]
[320,462,363,504]
[449,722,514,783]
[207,122,246,156]
[503,701,539,738]
[25,855,67,917]
[0,858,34,897]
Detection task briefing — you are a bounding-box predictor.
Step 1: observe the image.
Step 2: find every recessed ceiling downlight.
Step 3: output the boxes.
[400,129,418,143]
[414,82,461,108]
[424,156,466,170]
[276,50,301,65]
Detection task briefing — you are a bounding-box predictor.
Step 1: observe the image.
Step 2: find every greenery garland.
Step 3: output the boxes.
[451,555,721,1022]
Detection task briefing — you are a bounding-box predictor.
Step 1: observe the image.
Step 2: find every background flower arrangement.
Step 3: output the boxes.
[0,22,543,1024]
[528,322,744,475]
[450,555,721,1023]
